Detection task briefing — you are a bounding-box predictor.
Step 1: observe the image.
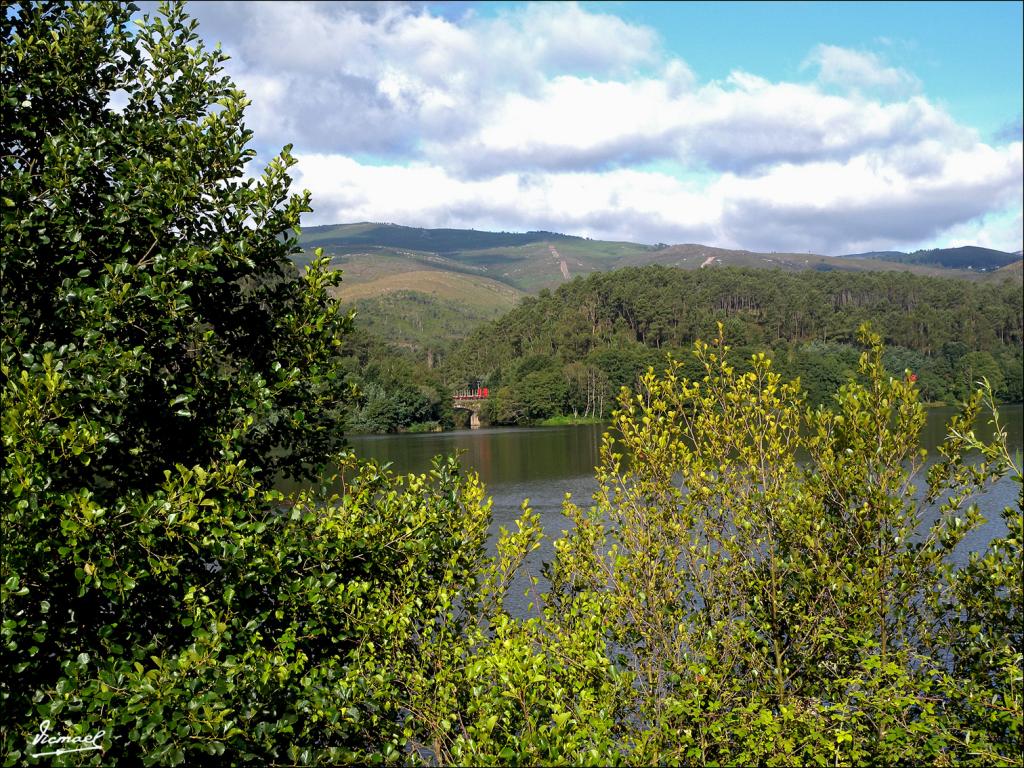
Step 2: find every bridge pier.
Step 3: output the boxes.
[453,398,485,429]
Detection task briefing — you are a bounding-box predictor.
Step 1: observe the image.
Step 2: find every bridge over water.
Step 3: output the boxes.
[452,387,489,429]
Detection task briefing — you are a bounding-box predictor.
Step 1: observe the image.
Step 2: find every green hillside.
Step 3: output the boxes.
[842,245,1020,271]
[301,221,581,253]
[299,223,1002,295]
[442,265,1023,424]
[985,259,1024,284]
[347,291,513,353]
[313,250,522,351]
[446,239,652,292]
[295,223,1016,352]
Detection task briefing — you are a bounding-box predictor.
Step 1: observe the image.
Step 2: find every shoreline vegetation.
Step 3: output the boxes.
[535,414,606,427]
[336,265,1022,434]
[366,399,1022,436]
[3,4,1021,766]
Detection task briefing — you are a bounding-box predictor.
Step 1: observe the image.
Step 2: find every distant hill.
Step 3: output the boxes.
[301,222,582,253]
[298,223,988,294]
[841,245,1020,271]
[296,223,1011,352]
[614,243,976,277]
[843,250,908,260]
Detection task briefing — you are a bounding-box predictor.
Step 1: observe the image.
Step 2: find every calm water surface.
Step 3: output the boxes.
[344,405,1023,614]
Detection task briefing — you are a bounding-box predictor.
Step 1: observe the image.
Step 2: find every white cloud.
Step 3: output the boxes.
[716,141,1022,253]
[180,1,659,157]
[803,44,921,96]
[922,208,1023,253]
[485,2,660,75]
[294,140,1023,254]
[167,2,1023,253]
[422,72,975,178]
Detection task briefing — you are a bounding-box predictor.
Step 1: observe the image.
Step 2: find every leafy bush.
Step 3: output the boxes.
[401,326,1021,766]
[530,324,1022,765]
[1,1,364,762]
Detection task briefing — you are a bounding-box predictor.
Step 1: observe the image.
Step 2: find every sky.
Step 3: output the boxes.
[157,1,1022,254]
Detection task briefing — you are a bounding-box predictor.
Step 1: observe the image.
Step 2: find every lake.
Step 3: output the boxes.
[343,405,1023,615]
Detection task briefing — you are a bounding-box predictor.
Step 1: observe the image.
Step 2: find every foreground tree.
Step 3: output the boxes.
[1,1,443,763]
[394,327,1020,767]
[2,0,351,489]
[530,325,1022,765]
[2,4,545,764]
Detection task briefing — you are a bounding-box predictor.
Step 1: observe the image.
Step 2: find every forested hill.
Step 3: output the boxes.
[443,266,1023,422]
[301,222,582,253]
[842,245,1020,271]
[300,223,1020,355]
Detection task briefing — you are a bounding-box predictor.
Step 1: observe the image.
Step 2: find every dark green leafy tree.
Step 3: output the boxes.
[2,0,352,487]
[0,2,472,763]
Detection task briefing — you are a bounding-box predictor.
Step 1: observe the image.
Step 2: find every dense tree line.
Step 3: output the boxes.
[301,222,581,254]
[443,266,1023,423]
[857,245,1020,271]
[337,327,454,433]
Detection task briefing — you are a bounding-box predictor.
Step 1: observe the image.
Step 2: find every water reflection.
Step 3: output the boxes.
[349,424,608,487]
[352,407,1020,482]
[348,406,1022,529]
[343,406,1022,615]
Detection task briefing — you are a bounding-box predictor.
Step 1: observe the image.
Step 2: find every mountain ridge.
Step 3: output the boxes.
[302,222,1020,276]
[840,245,1020,271]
